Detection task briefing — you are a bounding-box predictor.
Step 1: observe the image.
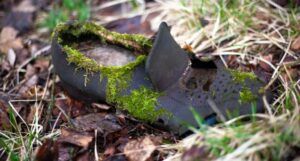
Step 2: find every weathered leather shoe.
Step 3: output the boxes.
[51,21,268,134]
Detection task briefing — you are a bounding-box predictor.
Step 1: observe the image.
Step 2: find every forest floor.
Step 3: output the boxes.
[0,0,300,161]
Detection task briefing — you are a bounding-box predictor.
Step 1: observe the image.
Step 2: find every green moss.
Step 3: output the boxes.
[227,69,259,104]
[55,21,152,53]
[239,87,257,104]
[116,86,170,122]
[228,69,257,84]
[56,22,167,122]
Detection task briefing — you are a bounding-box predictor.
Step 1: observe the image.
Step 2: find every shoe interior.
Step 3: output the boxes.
[59,31,138,67]
[77,41,136,67]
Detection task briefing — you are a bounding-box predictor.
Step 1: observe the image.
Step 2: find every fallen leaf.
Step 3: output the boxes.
[91,103,111,110]
[57,144,77,161]
[53,97,87,123]
[124,136,161,161]
[67,98,86,118]
[104,155,127,161]
[282,67,299,82]
[1,58,12,71]
[115,136,129,152]
[181,145,211,161]
[26,103,42,123]
[0,101,10,130]
[0,92,12,130]
[35,139,59,161]
[59,128,93,149]
[117,114,126,125]
[75,151,93,161]
[25,64,36,79]
[72,113,122,134]
[103,145,116,157]
[18,74,38,96]
[291,36,300,51]
[0,27,18,43]
[7,48,16,66]
[0,27,23,54]
[16,48,30,65]
[259,54,273,72]
[33,59,50,72]
[53,99,70,122]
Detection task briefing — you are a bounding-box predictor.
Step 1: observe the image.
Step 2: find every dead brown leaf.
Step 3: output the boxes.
[57,144,77,161]
[72,113,122,134]
[25,64,36,79]
[0,27,18,43]
[26,104,42,123]
[75,151,93,161]
[18,74,38,96]
[0,92,13,130]
[0,27,23,54]
[7,49,16,66]
[291,36,300,51]
[53,97,87,123]
[91,102,111,110]
[33,59,50,73]
[259,54,273,72]
[68,99,86,118]
[0,101,10,130]
[104,145,116,157]
[35,139,59,161]
[181,145,211,161]
[59,128,93,149]
[16,48,30,65]
[282,67,299,82]
[124,136,161,161]
[104,155,127,161]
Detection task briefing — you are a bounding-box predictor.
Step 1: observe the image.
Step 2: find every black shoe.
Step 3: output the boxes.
[52,21,269,134]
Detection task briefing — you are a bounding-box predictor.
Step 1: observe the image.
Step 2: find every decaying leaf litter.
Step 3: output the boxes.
[0,0,299,161]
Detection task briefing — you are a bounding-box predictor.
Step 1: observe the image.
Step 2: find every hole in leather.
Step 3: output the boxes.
[157,118,164,124]
[190,92,194,97]
[202,79,213,91]
[186,77,198,89]
[180,58,217,92]
[204,113,217,125]
[190,56,217,69]
[224,88,228,93]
